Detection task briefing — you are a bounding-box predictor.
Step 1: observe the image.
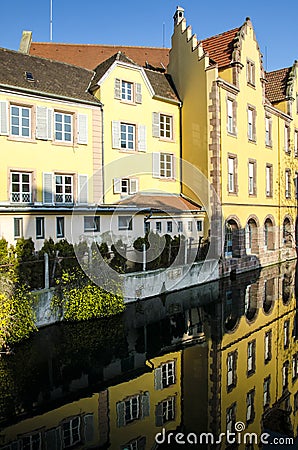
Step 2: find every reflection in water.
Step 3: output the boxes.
[0,261,298,448]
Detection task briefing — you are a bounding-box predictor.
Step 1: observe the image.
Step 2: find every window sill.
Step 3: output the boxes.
[265,144,273,149]
[248,138,257,144]
[52,141,75,147]
[227,192,238,196]
[249,193,257,197]
[227,131,237,138]
[247,82,256,89]
[7,136,36,144]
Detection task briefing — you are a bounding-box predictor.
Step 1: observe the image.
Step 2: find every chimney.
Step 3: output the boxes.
[173,6,185,26]
[19,31,32,54]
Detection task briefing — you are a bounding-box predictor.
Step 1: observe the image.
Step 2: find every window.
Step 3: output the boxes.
[263,376,271,407]
[21,432,41,450]
[160,114,173,139]
[144,221,150,234]
[295,130,298,157]
[55,112,72,142]
[156,221,162,233]
[284,320,290,349]
[121,80,133,101]
[188,221,193,232]
[265,116,272,146]
[197,220,202,232]
[227,98,235,134]
[118,216,132,231]
[285,169,291,198]
[156,397,175,425]
[84,216,100,232]
[160,153,173,178]
[266,164,273,197]
[248,107,256,141]
[152,112,173,140]
[36,217,45,239]
[121,123,135,150]
[55,175,73,203]
[228,156,237,193]
[10,105,31,138]
[11,171,31,203]
[227,351,237,390]
[62,417,81,448]
[117,393,149,427]
[56,217,65,238]
[247,340,256,375]
[246,60,255,86]
[284,123,290,153]
[264,330,272,363]
[246,390,255,424]
[113,178,138,195]
[14,218,23,239]
[121,437,146,450]
[248,161,256,195]
[177,221,183,233]
[167,221,172,233]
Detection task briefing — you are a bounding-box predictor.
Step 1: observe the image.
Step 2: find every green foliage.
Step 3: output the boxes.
[0,286,37,351]
[52,270,125,322]
[110,240,127,273]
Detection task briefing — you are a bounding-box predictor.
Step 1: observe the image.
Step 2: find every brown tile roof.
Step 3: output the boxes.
[90,52,179,102]
[201,27,240,68]
[115,193,202,212]
[265,67,291,103]
[0,47,99,104]
[29,43,170,71]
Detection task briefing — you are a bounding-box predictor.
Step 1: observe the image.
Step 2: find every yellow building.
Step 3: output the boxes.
[168,7,298,273]
[0,48,103,250]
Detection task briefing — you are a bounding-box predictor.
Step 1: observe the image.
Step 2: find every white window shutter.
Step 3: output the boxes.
[135,83,142,103]
[114,78,121,99]
[0,101,8,135]
[47,108,53,140]
[152,153,160,178]
[129,178,138,194]
[152,112,160,138]
[78,114,88,144]
[227,99,233,117]
[138,124,147,151]
[36,106,48,140]
[78,174,88,204]
[43,172,53,204]
[113,178,122,194]
[172,155,176,180]
[112,121,121,149]
[228,158,234,174]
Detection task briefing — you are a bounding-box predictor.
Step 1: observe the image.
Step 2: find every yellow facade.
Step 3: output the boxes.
[91,58,181,204]
[168,8,298,270]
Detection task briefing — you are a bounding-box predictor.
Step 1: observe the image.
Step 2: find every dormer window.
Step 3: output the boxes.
[246,60,255,86]
[114,78,142,104]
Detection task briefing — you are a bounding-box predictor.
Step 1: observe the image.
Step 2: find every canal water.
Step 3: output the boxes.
[0,261,298,449]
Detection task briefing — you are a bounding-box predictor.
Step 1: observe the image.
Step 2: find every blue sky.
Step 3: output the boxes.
[0,0,297,72]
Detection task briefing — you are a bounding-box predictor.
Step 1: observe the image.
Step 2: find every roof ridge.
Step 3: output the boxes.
[266,66,291,75]
[31,42,170,50]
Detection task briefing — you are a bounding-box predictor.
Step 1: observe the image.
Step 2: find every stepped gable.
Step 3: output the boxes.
[265,67,292,104]
[29,42,170,71]
[0,47,98,104]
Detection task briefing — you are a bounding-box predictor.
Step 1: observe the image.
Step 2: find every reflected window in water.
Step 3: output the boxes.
[263,376,271,408]
[155,361,176,390]
[264,330,272,363]
[282,276,292,305]
[21,433,41,450]
[62,416,81,448]
[156,397,175,426]
[263,279,274,314]
[227,351,237,390]
[247,340,256,376]
[245,285,257,322]
[121,436,146,450]
[284,320,290,349]
[292,353,298,381]
[246,389,255,424]
[282,361,289,391]
[226,403,236,433]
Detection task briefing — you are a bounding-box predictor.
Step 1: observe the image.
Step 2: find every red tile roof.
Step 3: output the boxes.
[201,27,240,68]
[29,43,170,71]
[265,67,291,103]
[115,193,202,212]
